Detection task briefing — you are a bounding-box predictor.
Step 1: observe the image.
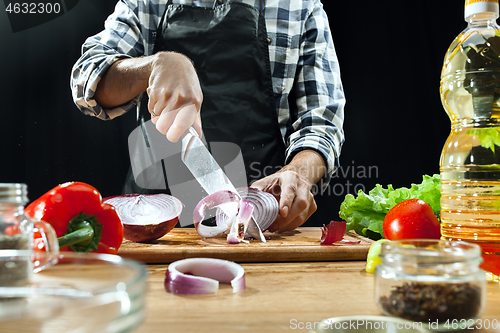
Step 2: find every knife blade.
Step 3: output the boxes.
[181,127,266,242]
[181,127,238,218]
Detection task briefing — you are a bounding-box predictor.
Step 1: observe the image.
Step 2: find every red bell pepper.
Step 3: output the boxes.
[25,182,124,255]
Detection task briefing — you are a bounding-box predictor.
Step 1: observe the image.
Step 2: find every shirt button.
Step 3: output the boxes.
[267,37,272,45]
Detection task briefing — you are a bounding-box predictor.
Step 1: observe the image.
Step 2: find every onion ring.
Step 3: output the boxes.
[193,188,279,243]
[164,258,245,295]
[193,190,240,238]
[215,188,278,237]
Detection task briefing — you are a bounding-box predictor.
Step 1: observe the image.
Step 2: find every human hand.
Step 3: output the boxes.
[148,52,203,142]
[251,170,317,233]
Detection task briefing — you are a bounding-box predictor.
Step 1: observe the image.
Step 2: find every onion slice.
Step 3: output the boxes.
[193,188,279,243]
[104,194,183,242]
[320,221,347,245]
[237,187,278,233]
[193,190,240,238]
[227,200,254,244]
[214,188,278,239]
[165,258,245,295]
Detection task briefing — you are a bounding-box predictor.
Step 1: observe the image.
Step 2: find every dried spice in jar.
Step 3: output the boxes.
[0,235,30,287]
[379,282,482,322]
[375,240,486,323]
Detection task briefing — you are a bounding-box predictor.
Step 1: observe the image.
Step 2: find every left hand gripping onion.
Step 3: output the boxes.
[165,258,245,295]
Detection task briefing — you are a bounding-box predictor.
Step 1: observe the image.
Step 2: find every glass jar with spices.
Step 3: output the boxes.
[375,239,486,328]
[0,184,58,287]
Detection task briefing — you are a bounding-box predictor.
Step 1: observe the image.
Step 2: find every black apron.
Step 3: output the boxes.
[124,0,286,198]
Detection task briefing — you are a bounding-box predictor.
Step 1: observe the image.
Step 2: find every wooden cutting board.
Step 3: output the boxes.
[117,227,373,264]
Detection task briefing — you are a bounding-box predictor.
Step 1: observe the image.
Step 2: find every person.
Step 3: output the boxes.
[70,0,345,233]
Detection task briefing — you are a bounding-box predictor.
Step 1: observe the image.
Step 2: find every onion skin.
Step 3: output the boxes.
[123,218,178,243]
[165,258,245,295]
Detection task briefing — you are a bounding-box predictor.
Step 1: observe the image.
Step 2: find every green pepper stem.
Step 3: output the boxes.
[58,221,95,249]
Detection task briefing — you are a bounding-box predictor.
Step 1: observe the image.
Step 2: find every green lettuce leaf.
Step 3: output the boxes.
[339,174,441,240]
[467,127,500,153]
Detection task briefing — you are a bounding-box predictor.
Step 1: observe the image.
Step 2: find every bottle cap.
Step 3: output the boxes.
[0,183,28,204]
[465,0,499,20]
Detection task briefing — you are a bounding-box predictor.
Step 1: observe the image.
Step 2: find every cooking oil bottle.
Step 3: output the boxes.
[440,0,500,282]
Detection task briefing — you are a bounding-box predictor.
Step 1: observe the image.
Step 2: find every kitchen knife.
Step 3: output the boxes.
[181,127,266,241]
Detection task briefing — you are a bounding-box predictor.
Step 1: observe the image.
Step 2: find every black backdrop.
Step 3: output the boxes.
[0,1,463,226]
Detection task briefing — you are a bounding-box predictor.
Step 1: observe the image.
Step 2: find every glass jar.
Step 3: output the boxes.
[0,184,30,250]
[0,183,58,286]
[375,239,486,328]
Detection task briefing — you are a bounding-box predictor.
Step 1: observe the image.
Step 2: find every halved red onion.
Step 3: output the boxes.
[104,194,183,243]
[165,258,245,295]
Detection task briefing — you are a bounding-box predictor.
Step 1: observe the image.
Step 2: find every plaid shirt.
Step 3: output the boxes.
[70,0,345,189]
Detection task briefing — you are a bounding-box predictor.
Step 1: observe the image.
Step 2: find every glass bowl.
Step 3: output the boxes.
[0,250,147,333]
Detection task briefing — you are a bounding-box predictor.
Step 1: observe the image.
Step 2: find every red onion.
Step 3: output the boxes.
[193,187,279,243]
[215,188,278,232]
[165,258,245,295]
[193,190,240,238]
[227,200,254,244]
[104,194,183,243]
[320,221,361,245]
[236,187,278,233]
[320,221,346,245]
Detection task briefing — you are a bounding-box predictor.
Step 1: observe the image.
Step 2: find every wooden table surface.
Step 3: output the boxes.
[134,261,500,333]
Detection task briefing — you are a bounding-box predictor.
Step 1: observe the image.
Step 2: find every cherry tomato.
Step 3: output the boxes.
[383,199,441,240]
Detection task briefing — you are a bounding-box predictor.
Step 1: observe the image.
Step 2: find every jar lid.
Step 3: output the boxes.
[0,183,28,204]
[380,239,483,271]
[465,0,499,20]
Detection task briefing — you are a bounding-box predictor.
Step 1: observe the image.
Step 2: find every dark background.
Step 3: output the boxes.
[0,1,462,226]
